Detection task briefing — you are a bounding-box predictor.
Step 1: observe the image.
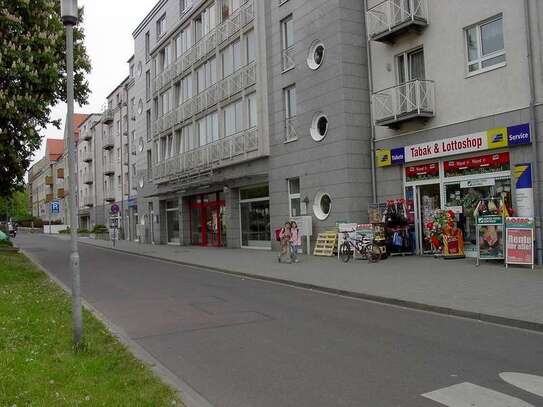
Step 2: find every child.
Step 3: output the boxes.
[278,222,292,263]
[290,220,301,263]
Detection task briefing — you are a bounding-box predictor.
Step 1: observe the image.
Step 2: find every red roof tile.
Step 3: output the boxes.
[46,139,64,162]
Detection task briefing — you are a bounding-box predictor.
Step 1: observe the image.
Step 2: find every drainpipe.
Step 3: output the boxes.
[524,0,543,265]
[363,0,378,204]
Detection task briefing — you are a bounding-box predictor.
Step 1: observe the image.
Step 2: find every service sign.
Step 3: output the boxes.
[505,217,534,267]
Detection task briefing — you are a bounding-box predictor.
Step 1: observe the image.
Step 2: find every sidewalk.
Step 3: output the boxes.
[78,237,543,330]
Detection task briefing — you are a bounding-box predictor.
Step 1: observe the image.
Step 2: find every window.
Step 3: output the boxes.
[240,185,270,248]
[284,85,296,141]
[466,16,505,73]
[180,124,194,153]
[313,191,331,220]
[224,100,243,137]
[146,150,152,178]
[181,73,193,101]
[222,0,241,21]
[195,3,217,41]
[307,40,325,70]
[281,15,295,71]
[246,29,255,64]
[146,110,152,141]
[197,111,219,146]
[145,71,151,100]
[157,14,166,39]
[130,64,134,78]
[288,178,300,217]
[221,39,241,78]
[153,97,159,120]
[145,31,150,61]
[175,26,193,58]
[310,113,328,142]
[247,92,257,128]
[180,0,192,14]
[196,57,217,93]
[396,48,425,83]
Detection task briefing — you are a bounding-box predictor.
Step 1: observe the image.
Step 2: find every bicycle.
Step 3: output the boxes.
[339,230,380,263]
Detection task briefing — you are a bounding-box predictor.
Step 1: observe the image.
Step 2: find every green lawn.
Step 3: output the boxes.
[0,252,182,406]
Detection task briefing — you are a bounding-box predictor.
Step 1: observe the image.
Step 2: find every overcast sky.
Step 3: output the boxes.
[32,0,155,165]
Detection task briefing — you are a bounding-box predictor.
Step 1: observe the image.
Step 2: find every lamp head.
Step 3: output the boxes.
[61,0,78,26]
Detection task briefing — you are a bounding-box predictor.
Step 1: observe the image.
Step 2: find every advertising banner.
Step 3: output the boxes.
[505,217,534,268]
[513,163,534,217]
[476,215,504,264]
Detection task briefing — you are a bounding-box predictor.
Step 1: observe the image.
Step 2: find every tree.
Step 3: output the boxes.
[0,1,91,196]
[0,189,31,221]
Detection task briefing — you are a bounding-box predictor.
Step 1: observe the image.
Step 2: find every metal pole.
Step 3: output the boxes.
[65,23,83,349]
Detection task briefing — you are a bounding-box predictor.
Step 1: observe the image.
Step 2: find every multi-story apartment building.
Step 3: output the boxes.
[127,0,372,249]
[367,0,543,258]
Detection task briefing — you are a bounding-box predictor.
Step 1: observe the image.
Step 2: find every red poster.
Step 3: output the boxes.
[444,152,509,176]
[506,228,533,265]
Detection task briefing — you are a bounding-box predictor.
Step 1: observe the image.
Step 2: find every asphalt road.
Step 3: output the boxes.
[15,234,543,407]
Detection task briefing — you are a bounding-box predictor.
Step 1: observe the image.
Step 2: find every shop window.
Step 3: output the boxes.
[288,178,300,217]
[313,191,331,221]
[465,15,505,74]
[240,185,270,248]
[307,40,325,70]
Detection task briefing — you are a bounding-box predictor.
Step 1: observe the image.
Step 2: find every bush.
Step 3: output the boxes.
[78,228,90,234]
[0,240,13,247]
[91,224,108,234]
[58,228,70,234]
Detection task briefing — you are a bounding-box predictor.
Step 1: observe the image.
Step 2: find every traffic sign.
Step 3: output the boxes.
[111,204,120,214]
[51,200,60,214]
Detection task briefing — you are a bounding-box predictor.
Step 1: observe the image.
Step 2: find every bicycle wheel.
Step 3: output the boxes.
[339,243,352,263]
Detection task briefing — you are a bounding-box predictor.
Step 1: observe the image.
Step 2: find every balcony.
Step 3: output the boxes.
[104,188,116,203]
[153,127,260,184]
[57,168,64,179]
[45,193,54,203]
[284,116,297,142]
[372,80,435,128]
[368,0,428,43]
[281,45,295,72]
[153,62,257,138]
[83,173,93,185]
[102,108,114,124]
[103,135,115,150]
[103,162,115,176]
[84,195,94,207]
[153,0,255,95]
[57,188,65,199]
[82,151,93,162]
[45,175,53,186]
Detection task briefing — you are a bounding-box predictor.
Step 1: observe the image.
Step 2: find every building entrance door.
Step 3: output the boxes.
[189,192,225,247]
[416,183,441,254]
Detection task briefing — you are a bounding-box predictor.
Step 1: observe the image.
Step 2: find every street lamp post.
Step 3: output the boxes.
[61,0,83,350]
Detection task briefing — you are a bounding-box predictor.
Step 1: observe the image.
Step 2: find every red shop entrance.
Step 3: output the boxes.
[189,192,226,247]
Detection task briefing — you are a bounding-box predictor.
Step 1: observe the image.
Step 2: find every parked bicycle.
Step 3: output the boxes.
[339,230,380,263]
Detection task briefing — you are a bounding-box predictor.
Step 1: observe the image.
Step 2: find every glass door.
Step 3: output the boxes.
[206,204,221,247]
[417,183,441,254]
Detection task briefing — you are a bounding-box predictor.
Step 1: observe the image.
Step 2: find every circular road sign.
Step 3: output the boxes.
[110,204,120,214]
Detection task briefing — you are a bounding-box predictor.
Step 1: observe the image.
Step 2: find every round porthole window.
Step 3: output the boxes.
[313,192,332,220]
[138,137,144,152]
[310,112,329,142]
[307,41,325,70]
[137,99,143,115]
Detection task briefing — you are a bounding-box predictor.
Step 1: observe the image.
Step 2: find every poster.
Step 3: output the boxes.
[477,216,504,260]
[505,217,534,267]
[513,163,534,217]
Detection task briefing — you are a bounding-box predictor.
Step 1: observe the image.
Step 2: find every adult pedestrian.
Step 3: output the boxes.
[290,220,301,263]
[278,221,292,263]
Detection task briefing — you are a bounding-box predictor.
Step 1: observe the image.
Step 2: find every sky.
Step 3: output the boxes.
[32,0,155,166]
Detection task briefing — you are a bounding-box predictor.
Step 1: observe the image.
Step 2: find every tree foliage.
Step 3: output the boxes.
[0,189,31,221]
[0,0,91,196]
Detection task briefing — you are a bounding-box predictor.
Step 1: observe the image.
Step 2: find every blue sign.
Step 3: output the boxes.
[391,147,405,165]
[127,198,137,209]
[110,204,120,214]
[507,124,531,146]
[51,201,60,214]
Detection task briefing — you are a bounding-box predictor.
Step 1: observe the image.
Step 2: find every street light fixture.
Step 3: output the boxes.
[61,0,83,350]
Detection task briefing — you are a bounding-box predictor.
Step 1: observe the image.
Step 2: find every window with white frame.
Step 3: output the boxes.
[247,92,257,128]
[224,99,243,137]
[246,29,256,64]
[465,15,505,74]
[180,0,193,14]
[196,57,217,93]
[145,71,151,100]
[221,39,241,78]
[281,15,295,71]
[157,14,166,40]
[175,26,193,58]
[181,73,193,101]
[180,124,194,153]
[284,85,296,141]
[288,178,301,217]
[222,0,241,21]
[145,31,150,61]
[197,111,219,147]
[195,2,217,41]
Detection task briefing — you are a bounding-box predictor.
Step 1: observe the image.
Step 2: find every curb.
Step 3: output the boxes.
[20,249,216,407]
[79,241,543,334]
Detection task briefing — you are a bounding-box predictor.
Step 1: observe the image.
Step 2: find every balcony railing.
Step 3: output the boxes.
[45,175,53,186]
[368,0,429,42]
[82,151,93,162]
[84,195,94,207]
[285,116,297,142]
[57,188,65,199]
[372,80,435,127]
[83,173,93,185]
[281,45,295,72]
[153,127,260,184]
[102,108,114,124]
[103,134,114,150]
[153,62,257,138]
[152,0,255,95]
[103,162,115,176]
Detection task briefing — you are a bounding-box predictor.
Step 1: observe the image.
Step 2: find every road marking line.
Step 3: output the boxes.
[500,372,543,397]
[422,382,535,406]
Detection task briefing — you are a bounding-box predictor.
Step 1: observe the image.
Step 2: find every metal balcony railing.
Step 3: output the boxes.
[281,45,295,72]
[368,0,429,42]
[372,80,435,127]
[153,62,257,138]
[152,0,255,95]
[103,134,115,150]
[83,173,93,185]
[284,116,297,142]
[102,108,114,124]
[153,127,260,183]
